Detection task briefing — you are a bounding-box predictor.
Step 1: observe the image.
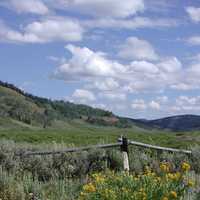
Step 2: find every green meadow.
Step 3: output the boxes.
[0,117,200,149]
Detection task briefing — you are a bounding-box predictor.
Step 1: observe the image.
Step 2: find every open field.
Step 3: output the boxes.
[1,83,200,150]
[1,118,200,199]
[0,118,200,149]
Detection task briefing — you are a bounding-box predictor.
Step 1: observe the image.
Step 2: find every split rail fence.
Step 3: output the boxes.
[18,137,192,171]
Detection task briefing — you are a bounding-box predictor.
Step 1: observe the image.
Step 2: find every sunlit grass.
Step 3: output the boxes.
[0,121,199,148]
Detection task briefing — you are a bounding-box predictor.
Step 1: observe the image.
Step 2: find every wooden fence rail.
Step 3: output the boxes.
[118,138,192,155]
[18,137,192,157]
[18,142,122,156]
[15,137,193,171]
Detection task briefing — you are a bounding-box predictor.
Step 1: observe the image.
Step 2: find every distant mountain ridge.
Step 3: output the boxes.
[133,115,200,132]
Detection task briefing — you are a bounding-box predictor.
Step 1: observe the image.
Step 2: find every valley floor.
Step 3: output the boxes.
[0,118,200,149]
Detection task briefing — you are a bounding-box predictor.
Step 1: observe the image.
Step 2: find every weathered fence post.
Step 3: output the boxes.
[120,136,130,172]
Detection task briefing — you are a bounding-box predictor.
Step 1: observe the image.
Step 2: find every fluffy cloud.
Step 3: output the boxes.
[131,95,200,116]
[0,17,178,45]
[99,92,126,101]
[171,83,196,91]
[173,96,200,112]
[123,57,183,93]
[25,18,83,42]
[130,61,159,74]
[118,37,158,61]
[131,99,160,111]
[171,57,200,90]
[83,17,178,30]
[176,96,197,106]
[130,95,200,116]
[0,21,42,43]
[72,89,96,103]
[0,18,83,43]
[91,103,107,110]
[187,36,200,45]
[158,57,182,73]
[91,78,119,91]
[186,6,200,23]
[0,0,49,15]
[149,101,160,110]
[54,44,125,81]
[47,0,144,18]
[131,99,147,110]
[186,63,200,85]
[54,44,185,94]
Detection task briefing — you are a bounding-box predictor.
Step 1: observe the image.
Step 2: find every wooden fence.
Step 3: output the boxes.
[18,137,192,171]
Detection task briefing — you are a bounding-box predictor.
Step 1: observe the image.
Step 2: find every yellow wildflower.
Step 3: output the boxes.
[83,183,96,193]
[160,162,170,172]
[181,162,190,172]
[93,173,105,184]
[170,191,177,198]
[144,166,151,174]
[175,172,181,180]
[166,172,181,181]
[187,180,195,187]
[162,197,168,200]
[155,177,161,182]
[80,192,86,196]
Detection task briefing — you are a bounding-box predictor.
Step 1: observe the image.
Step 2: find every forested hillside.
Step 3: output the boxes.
[0,81,131,128]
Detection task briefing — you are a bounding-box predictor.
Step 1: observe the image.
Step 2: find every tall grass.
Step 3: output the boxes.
[0,140,200,199]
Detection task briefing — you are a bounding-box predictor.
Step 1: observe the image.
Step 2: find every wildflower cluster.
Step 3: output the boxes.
[78,162,194,200]
[181,162,191,172]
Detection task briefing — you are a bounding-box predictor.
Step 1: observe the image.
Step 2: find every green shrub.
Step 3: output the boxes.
[78,162,195,200]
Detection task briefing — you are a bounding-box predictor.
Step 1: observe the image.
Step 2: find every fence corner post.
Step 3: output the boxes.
[120,136,130,172]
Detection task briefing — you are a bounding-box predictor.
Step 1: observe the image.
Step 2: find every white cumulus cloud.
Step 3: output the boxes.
[118,37,158,61]
[187,36,200,45]
[72,89,96,103]
[186,6,200,23]
[48,0,145,18]
[83,17,178,30]
[131,99,147,110]
[53,45,185,94]
[171,96,200,113]
[54,44,125,80]
[0,0,49,15]
[91,78,119,91]
[130,61,159,74]
[99,92,126,101]
[0,18,83,43]
[149,101,160,110]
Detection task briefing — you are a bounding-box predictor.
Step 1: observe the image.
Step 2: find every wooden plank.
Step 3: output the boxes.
[21,142,122,156]
[128,140,192,154]
[18,138,192,157]
[120,137,130,171]
[122,151,129,171]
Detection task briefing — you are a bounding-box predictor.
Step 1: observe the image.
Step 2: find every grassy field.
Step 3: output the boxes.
[1,83,200,150]
[0,139,199,200]
[0,117,200,149]
[1,118,200,199]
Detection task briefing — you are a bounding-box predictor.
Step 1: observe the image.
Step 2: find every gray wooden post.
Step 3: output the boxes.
[120,136,130,171]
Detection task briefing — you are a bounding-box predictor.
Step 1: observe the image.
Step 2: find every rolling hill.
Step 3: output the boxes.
[127,115,200,132]
[145,115,200,131]
[1,81,200,148]
[0,81,131,129]
[1,80,200,132]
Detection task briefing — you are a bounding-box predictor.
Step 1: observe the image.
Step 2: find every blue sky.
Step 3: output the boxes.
[1,0,200,119]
